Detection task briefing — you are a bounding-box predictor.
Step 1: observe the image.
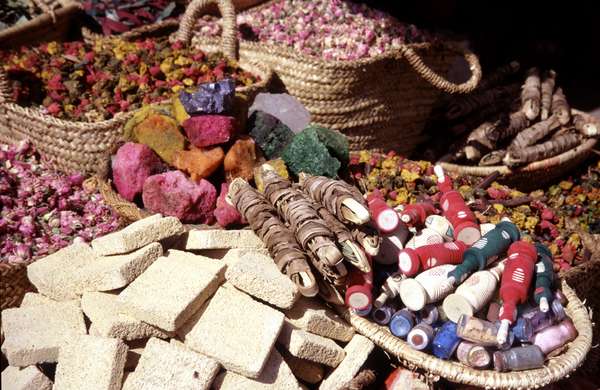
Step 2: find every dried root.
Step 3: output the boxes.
[463,119,502,161]
[551,87,571,125]
[479,150,507,166]
[521,67,541,120]
[573,114,599,137]
[509,115,560,150]
[229,178,318,297]
[540,70,556,120]
[477,61,520,91]
[504,132,582,166]
[446,84,519,121]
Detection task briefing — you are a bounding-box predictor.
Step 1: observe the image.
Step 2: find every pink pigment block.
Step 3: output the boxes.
[182,115,235,148]
[112,142,163,202]
[142,171,216,224]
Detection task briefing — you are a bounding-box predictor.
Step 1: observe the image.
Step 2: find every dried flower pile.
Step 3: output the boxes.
[82,0,180,35]
[1,36,259,121]
[0,141,120,264]
[349,151,600,272]
[195,0,435,60]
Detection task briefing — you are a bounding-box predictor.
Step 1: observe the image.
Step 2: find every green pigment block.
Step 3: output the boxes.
[311,125,349,165]
[248,111,294,159]
[282,128,341,178]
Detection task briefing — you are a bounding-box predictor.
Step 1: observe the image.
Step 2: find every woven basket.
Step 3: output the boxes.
[0,261,35,310]
[184,0,482,154]
[559,246,600,375]
[340,281,593,389]
[439,110,599,191]
[0,0,272,178]
[0,0,82,49]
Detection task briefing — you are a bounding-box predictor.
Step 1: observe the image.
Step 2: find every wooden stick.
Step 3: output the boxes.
[475,171,501,191]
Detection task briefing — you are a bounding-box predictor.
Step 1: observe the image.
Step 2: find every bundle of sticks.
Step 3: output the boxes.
[439,63,598,167]
[228,167,381,305]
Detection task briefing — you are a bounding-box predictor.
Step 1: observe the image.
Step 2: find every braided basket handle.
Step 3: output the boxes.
[400,42,482,94]
[0,69,12,104]
[175,0,238,60]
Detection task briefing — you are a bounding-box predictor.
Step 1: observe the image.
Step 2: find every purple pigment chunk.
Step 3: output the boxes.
[178,78,235,115]
[182,115,235,148]
[142,171,216,223]
[112,142,163,202]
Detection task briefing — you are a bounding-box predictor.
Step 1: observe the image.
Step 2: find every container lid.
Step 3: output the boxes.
[399,278,427,311]
[372,306,394,325]
[408,324,434,350]
[398,248,420,276]
[455,221,481,246]
[390,311,414,338]
[346,285,372,311]
[443,293,475,323]
[468,345,491,368]
[378,208,399,233]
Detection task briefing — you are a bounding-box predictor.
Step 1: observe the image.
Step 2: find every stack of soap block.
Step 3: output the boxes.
[1,214,375,390]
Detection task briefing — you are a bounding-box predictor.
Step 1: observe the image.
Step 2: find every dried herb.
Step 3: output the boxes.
[1,36,259,121]
[82,0,180,35]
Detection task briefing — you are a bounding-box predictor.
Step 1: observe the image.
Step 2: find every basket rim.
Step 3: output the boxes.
[439,110,599,177]
[0,45,272,131]
[197,0,455,69]
[339,280,593,389]
[0,2,82,43]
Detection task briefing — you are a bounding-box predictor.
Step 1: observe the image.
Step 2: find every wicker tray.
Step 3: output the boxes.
[439,110,599,191]
[340,281,593,389]
[0,1,83,49]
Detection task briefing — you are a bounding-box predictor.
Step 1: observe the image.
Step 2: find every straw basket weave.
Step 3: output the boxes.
[0,0,82,49]
[0,0,271,177]
[186,0,482,154]
[0,0,272,310]
[340,281,593,389]
[439,110,599,191]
